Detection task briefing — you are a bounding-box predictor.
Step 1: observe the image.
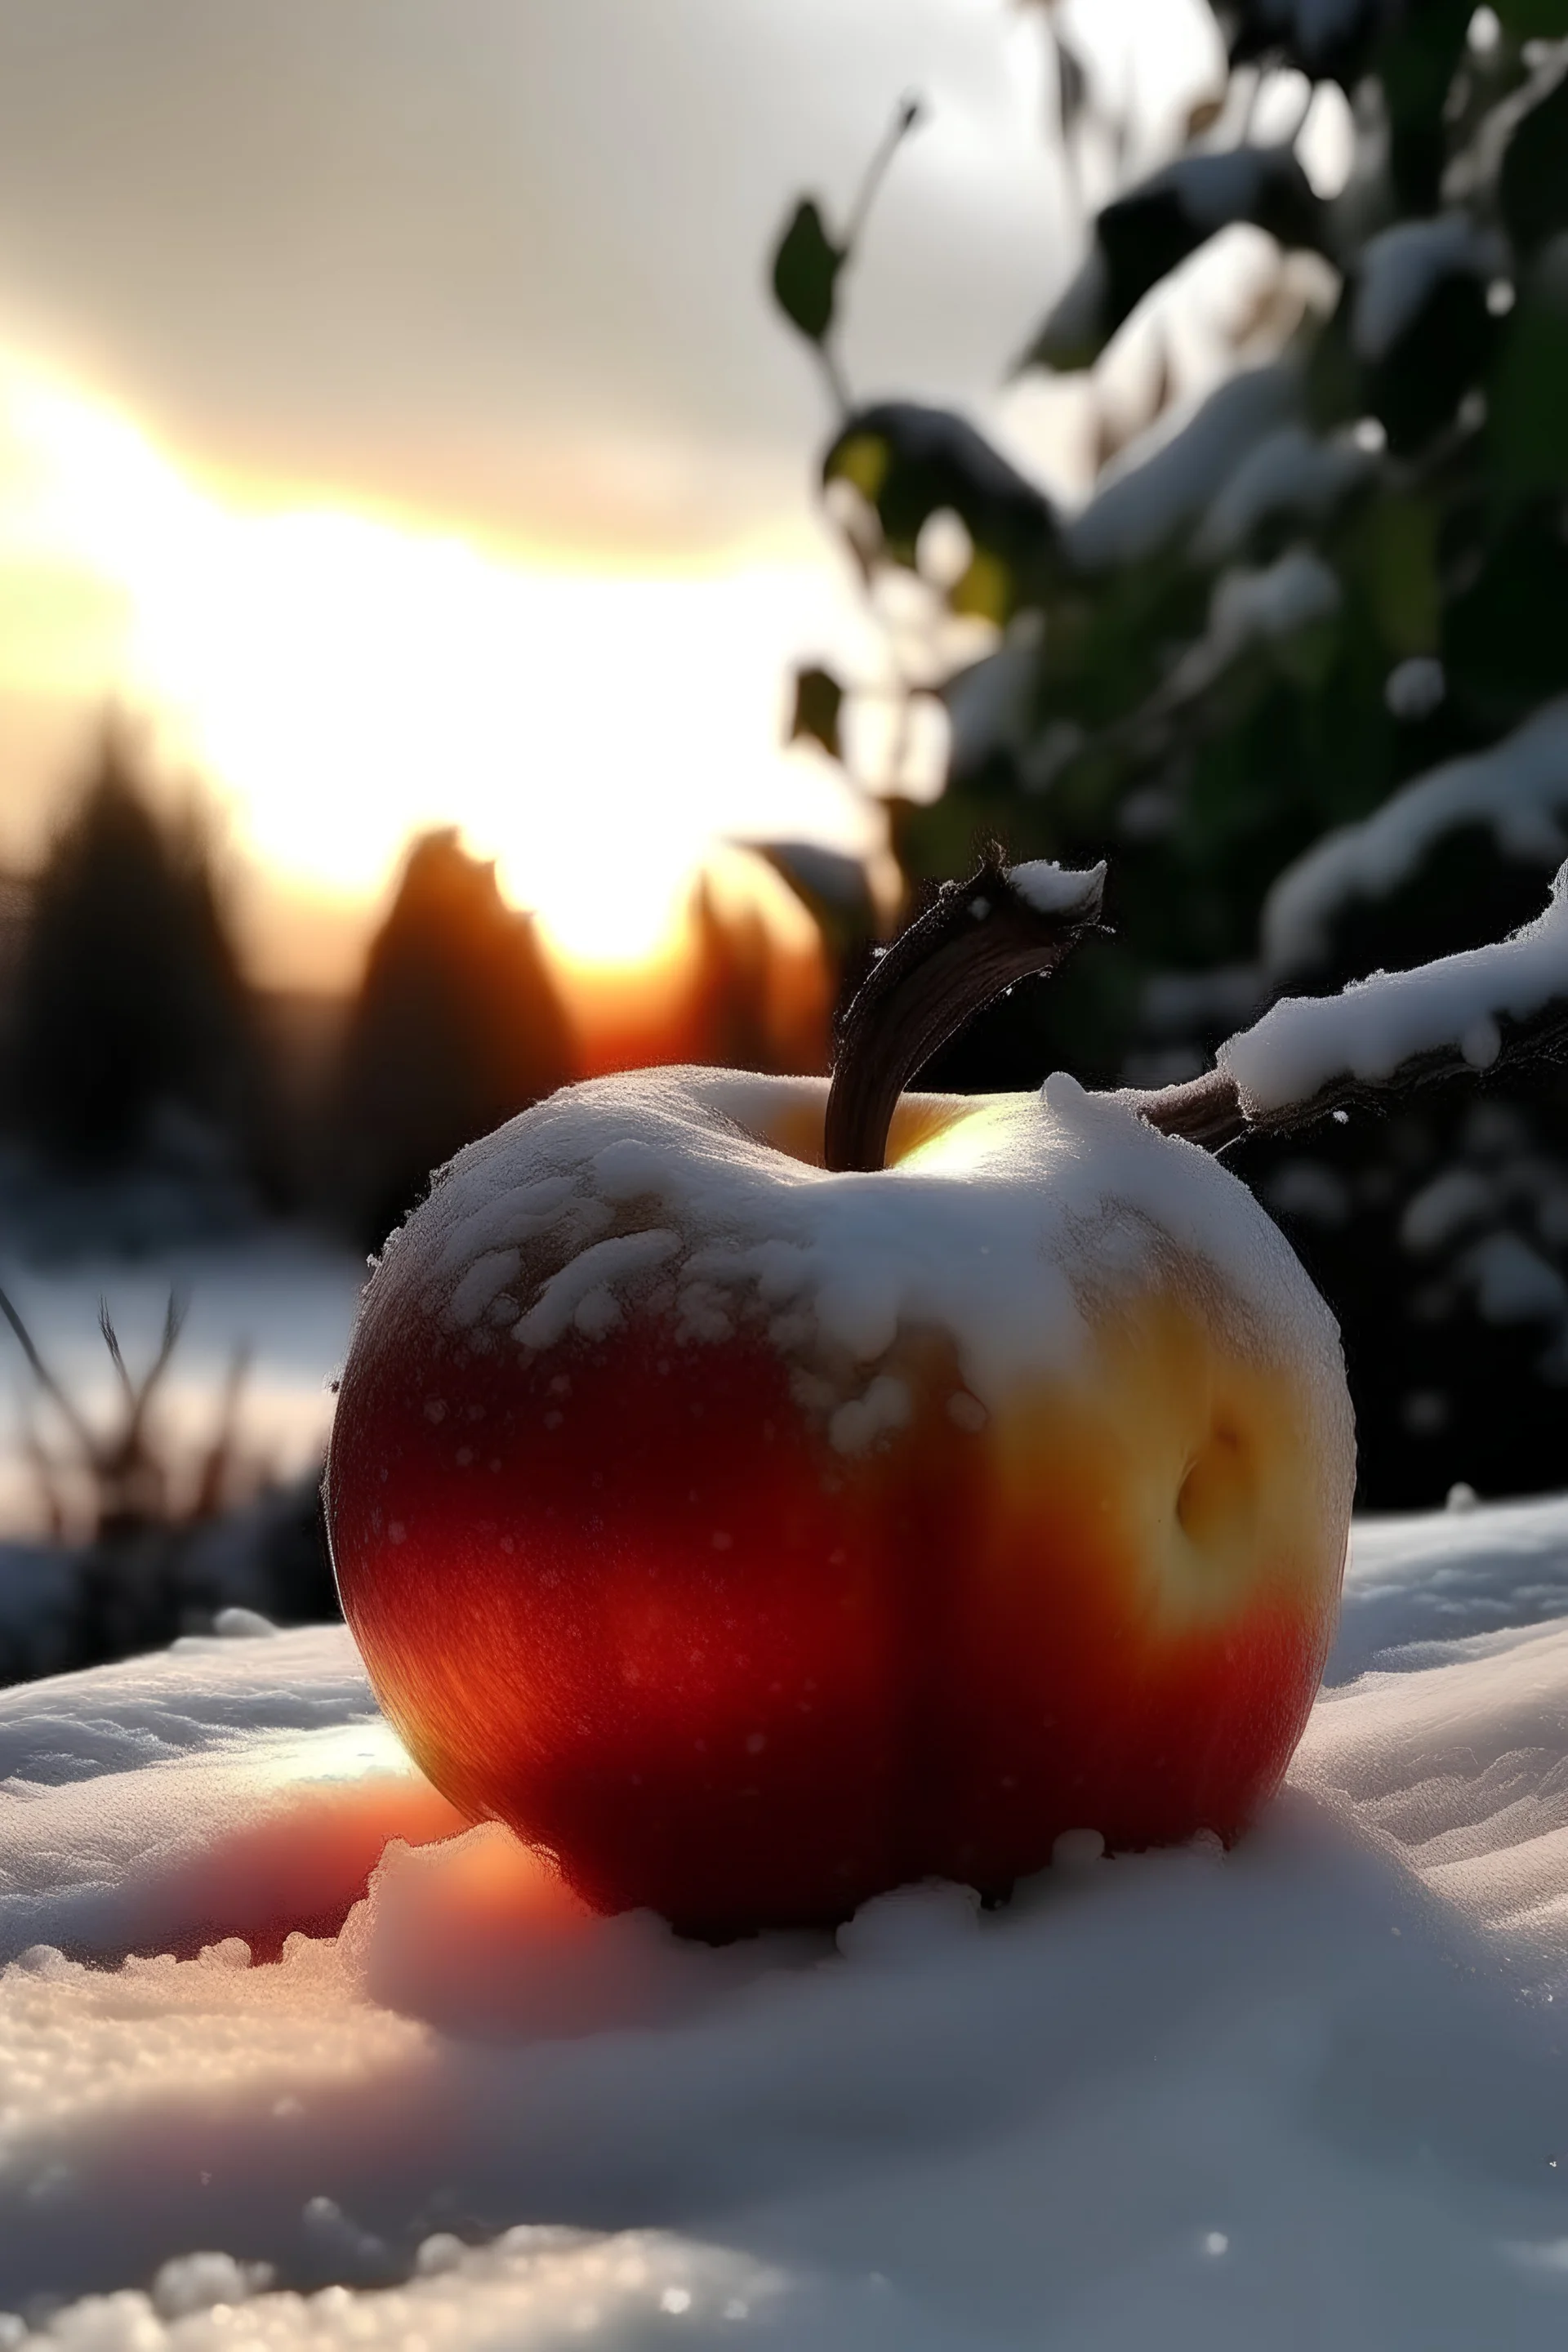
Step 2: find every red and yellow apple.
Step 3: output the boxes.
[325,1059,1354,1936]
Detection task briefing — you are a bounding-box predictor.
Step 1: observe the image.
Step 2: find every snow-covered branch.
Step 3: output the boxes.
[1138,861,1568,1148]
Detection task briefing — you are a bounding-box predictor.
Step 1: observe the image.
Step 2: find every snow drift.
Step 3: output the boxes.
[3,1499,1568,2345]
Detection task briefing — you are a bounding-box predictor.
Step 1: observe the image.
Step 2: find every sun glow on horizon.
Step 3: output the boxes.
[0,346,878,973]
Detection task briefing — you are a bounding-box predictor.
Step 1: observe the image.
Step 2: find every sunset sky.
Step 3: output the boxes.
[0,0,1225,987]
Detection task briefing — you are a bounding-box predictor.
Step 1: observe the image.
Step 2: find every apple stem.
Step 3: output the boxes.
[822,849,1107,1173]
[831,853,1568,1168]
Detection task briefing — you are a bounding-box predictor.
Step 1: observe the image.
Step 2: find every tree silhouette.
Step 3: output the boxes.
[10,731,261,1172]
[332,828,577,1250]
[682,873,779,1075]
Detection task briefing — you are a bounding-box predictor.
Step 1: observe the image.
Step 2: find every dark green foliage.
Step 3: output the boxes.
[771,199,844,345]
[1215,0,1392,88]
[1020,148,1325,372]
[824,403,1058,619]
[1494,0,1568,34]
[10,734,262,1174]
[752,839,877,945]
[1378,0,1474,211]
[1361,270,1496,456]
[1499,57,1568,253]
[1446,506,1568,719]
[1487,244,1568,488]
[788,664,845,761]
[769,3,1568,1506]
[747,838,880,1015]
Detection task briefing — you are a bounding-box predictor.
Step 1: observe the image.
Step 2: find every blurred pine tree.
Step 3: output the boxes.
[9,729,263,1179]
[331,828,577,1251]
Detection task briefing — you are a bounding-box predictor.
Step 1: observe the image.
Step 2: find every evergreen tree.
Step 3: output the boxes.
[332,829,577,1250]
[11,732,260,1173]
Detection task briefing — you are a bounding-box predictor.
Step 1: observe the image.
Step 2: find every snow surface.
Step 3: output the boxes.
[1223,862,1568,1116]
[1260,697,1568,974]
[8,1493,1568,2341]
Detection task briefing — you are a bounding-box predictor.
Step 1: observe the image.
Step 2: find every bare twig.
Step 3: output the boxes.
[0,1285,222,1545]
[816,342,853,424]
[0,1285,96,1456]
[844,93,924,251]
[118,1292,187,1466]
[817,95,924,427]
[97,1298,136,1409]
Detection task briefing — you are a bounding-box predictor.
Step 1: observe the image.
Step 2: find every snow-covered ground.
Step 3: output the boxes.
[3,1497,1568,2345]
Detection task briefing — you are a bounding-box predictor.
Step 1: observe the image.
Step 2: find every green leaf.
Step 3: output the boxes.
[770,198,844,345]
[828,430,889,505]
[787,665,846,761]
[1361,269,1494,456]
[1018,147,1325,372]
[822,403,1058,615]
[949,550,1013,626]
